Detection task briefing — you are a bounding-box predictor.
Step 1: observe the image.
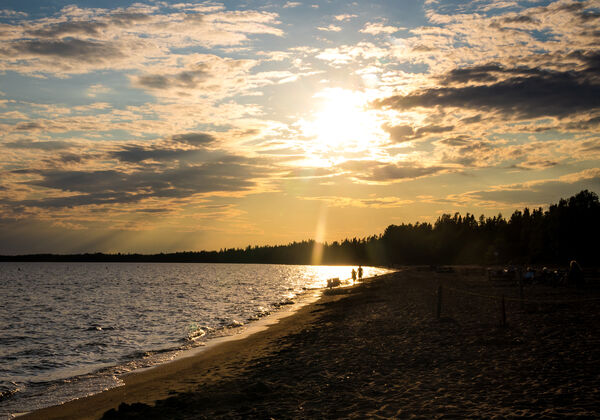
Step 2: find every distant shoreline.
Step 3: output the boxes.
[2,190,598,267]
[0,255,364,264]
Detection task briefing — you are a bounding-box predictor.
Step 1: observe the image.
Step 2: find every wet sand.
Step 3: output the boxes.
[23,268,600,419]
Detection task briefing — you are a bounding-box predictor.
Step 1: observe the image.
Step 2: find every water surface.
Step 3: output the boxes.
[0,262,390,417]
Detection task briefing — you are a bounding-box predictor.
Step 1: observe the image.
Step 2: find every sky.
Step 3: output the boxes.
[0,0,599,254]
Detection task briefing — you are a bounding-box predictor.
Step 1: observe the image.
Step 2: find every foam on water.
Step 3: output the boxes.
[0,262,390,418]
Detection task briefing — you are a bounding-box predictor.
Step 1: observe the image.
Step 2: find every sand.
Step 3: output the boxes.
[22,268,600,419]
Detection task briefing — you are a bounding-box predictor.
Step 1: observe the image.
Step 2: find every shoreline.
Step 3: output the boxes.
[21,268,600,418]
[18,280,348,420]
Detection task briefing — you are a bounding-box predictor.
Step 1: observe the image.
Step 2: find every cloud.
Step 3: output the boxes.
[340,160,449,182]
[369,163,447,181]
[282,167,338,179]
[25,21,109,38]
[0,5,283,76]
[4,139,73,150]
[317,24,342,32]
[478,2,519,12]
[384,123,455,142]
[375,61,600,119]
[129,54,305,100]
[334,14,357,21]
[316,42,388,64]
[0,9,27,17]
[283,2,301,8]
[449,168,600,207]
[87,83,110,97]
[300,195,413,208]
[10,155,273,209]
[8,38,123,60]
[511,160,559,170]
[108,145,209,164]
[360,22,402,35]
[170,3,225,13]
[171,132,216,146]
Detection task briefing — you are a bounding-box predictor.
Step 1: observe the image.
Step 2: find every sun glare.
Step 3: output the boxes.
[300,89,383,156]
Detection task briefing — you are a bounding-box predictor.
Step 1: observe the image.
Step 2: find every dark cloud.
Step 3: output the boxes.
[554,2,585,13]
[438,136,471,147]
[370,163,446,181]
[109,145,208,163]
[501,15,538,24]
[14,121,44,131]
[23,13,150,40]
[564,116,600,131]
[489,15,539,30]
[415,125,454,137]
[384,123,454,143]
[108,134,217,163]
[6,38,122,61]
[376,61,600,119]
[57,153,85,163]
[134,66,210,90]
[11,153,272,208]
[171,132,216,146]
[580,139,600,152]
[441,64,506,84]
[135,74,169,89]
[4,139,72,150]
[26,21,108,38]
[578,11,600,22]
[460,115,482,124]
[109,12,152,26]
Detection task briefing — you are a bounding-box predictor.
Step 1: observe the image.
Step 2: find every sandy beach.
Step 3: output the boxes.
[23,267,600,419]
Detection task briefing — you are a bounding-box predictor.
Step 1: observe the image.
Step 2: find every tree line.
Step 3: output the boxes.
[2,190,598,266]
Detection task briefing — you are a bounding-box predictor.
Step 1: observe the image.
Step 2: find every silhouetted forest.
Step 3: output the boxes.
[2,190,598,266]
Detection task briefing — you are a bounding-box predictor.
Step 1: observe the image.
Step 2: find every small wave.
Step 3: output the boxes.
[0,382,23,402]
[85,325,116,331]
[187,328,206,341]
[186,324,215,342]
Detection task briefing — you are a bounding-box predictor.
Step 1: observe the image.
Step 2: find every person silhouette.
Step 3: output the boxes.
[351,268,357,283]
[358,265,363,280]
[568,260,584,288]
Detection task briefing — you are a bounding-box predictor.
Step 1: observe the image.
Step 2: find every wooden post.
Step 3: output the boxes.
[436,285,442,319]
[519,279,524,310]
[501,295,506,327]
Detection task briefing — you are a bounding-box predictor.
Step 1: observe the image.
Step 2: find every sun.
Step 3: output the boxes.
[300,88,383,155]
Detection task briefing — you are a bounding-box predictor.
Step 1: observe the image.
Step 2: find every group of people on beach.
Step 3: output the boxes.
[351,266,363,283]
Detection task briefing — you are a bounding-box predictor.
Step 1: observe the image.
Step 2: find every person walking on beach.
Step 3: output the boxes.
[351,268,357,283]
[358,265,363,281]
